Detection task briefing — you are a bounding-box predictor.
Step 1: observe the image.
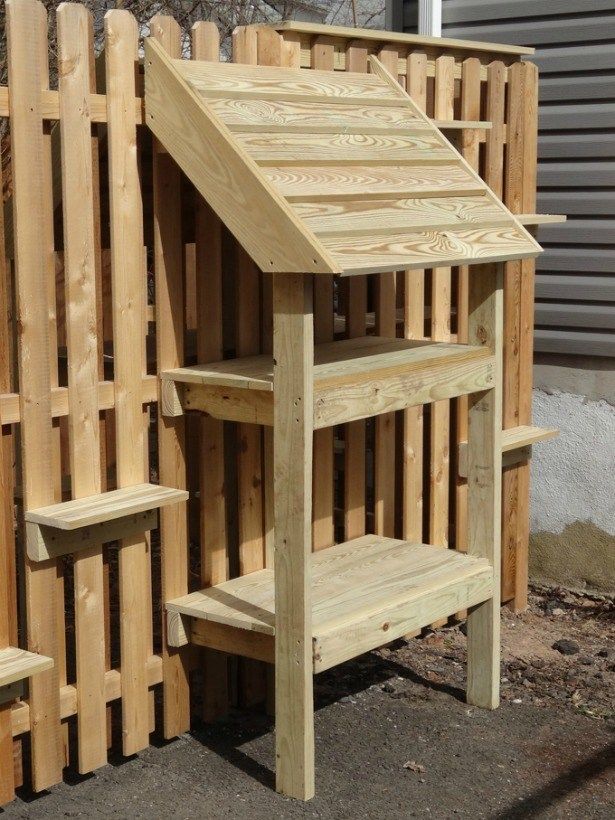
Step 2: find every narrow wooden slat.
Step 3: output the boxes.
[403,51,427,544]
[240,131,446,164]
[0,85,17,806]
[6,0,63,790]
[105,8,150,756]
[515,62,539,612]
[372,45,400,541]
[455,57,482,561]
[295,194,501,236]
[193,20,230,724]
[429,55,454,556]
[343,40,369,543]
[150,14,191,740]
[502,61,523,606]
[213,97,422,131]
[178,59,400,102]
[266,164,484,201]
[234,25,268,710]
[273,274,314,800]
[311,37,335,554]
[57,4,107,772]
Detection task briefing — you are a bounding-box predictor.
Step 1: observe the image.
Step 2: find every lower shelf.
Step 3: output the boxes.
[166,535,494,673]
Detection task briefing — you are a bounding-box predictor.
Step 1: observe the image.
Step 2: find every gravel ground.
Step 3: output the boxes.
[3,585,613,819]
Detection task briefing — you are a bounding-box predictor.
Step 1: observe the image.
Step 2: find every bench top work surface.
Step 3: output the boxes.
[144,41,541,275]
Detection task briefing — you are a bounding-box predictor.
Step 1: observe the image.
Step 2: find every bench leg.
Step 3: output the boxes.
[466,263,503,709]
[273,273,315,799]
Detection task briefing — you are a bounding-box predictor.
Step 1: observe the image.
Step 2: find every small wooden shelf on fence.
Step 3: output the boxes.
[162,337,494,429]
[25,483,188,561]
[458,424,559,477]
[166,534,493,672]
[0,647,53,704]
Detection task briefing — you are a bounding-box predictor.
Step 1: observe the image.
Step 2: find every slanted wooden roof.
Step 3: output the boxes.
[144,39,541,275]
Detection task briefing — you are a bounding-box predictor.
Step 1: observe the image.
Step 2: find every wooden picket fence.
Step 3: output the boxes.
[0,1,541,803]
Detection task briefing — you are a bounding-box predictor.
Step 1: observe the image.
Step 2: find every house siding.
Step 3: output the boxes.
[393,0,615,357]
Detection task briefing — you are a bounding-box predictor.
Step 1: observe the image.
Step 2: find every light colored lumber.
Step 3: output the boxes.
[343,39,369,544]
[178,59,401,102]
[311,36,335,555]
[144,39,337,274]
[6,0,63,790]
[214,97,423,131]
[166,534,493,672]
[0,85,144,124]
[517,213,566,226]
[10,654,166,739]
[457,425,558,478]
[266,164,484,200]
[0,648,53,689]
[466,263,503,710]
[240,131,448,163]
[191,621,274,665]
[434,119,491,131]
[163,338,494,429]
[273,20,535,57]
[430,55,455,554]
[57,3,107,773]
[105,8,151,756]
[0,376,158,426]
[294,194,503,236]
[27,509,158,563]
[193,21,230,723]
[26,483,188,530]
[150,12,191,742]
[273,273,315,800]
[402,50,428,545]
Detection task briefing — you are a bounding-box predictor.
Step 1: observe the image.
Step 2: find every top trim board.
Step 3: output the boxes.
[273,21,534,57]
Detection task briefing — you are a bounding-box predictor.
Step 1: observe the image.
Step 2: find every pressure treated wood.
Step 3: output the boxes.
[166,534,493,672]
[458,425,558,478]
[0,648,53,689]
[144,48,539,277]
[162,338,494,429]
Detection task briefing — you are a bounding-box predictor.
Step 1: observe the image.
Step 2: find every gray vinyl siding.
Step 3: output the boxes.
[393,0,615,357]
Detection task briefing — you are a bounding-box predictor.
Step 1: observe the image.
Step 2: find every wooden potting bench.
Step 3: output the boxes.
[144,42,541,799]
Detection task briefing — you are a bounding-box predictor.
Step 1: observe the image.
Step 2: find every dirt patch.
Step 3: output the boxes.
[3,585,614,819]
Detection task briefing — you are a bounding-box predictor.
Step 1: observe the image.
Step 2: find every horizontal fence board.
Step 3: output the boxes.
[536,274,615,302]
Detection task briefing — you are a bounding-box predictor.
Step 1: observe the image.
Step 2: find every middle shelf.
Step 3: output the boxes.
[162,336,494,429]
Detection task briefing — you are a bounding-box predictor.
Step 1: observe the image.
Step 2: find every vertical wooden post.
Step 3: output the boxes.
[0,127,16,806]
[466,263,503,710]
[343,40,369,543]
[310,36,335,552]
[403,50,428,543]
[6,0,63,791]
[192,20,230,722]
[374,45,399,540]
[150,13,191,740]
[429,55,454,551]
[105,8,150,755]
[57,2,107,774]
[273,274,314,800]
